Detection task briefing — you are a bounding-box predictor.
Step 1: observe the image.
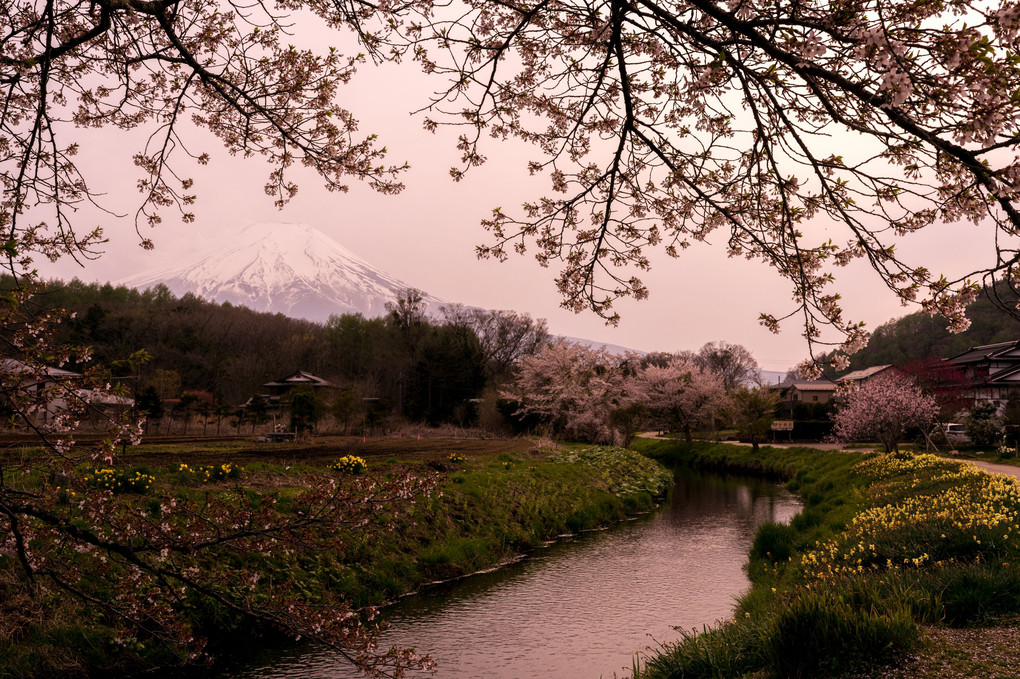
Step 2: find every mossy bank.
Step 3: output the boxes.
[0,441,671,678]
[631,439,1020,679]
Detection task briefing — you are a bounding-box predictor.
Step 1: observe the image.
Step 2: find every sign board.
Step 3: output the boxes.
[771,420,795,431]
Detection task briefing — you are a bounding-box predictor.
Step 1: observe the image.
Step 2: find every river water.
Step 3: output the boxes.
[219,467,800,679]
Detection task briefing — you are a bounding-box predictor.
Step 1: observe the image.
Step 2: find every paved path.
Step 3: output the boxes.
[959,458,1020,480]
[637,433,849,450]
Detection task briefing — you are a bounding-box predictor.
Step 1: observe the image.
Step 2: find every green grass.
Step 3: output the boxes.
[631,439,1020,679]
[379,445,670,591]
[750,521,798,564]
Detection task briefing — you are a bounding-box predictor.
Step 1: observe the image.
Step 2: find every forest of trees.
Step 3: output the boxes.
[32,272,1020,444]
[6,276,775,441]
[11,278,549,430]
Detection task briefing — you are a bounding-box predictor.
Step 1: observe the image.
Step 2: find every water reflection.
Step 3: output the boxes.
[220,468,800,679]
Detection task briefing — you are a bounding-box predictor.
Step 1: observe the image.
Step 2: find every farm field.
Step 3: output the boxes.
[0,434,540,468]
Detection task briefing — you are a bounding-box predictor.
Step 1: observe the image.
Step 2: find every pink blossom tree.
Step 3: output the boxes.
[397,0,1020,363]
[627,359,730,443]
[502,340,636,444]
[7,0,1020,363]
[832,373,939,453]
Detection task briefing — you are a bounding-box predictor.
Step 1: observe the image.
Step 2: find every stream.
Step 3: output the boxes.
[218,467,801,678]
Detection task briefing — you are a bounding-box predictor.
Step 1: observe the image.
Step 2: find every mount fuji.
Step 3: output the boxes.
[118,222,442,321]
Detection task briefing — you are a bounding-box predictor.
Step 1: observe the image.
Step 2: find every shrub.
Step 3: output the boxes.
[962,401,1004,448]
[751,521,798,563]
[638,623,759,679]
[939,565,1020,626]
[790,508,823,531]
[762,591,916,677]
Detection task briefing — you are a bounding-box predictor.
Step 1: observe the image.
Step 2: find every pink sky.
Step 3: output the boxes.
[34,35,994,373]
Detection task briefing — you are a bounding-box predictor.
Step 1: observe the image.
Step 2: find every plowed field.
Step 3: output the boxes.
[0,433,542,468]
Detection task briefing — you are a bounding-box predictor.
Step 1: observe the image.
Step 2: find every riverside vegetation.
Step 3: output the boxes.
[632,439,1020,679]
[0,440,670,678]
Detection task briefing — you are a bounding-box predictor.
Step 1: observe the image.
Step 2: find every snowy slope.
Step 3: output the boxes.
[118,222,442,321]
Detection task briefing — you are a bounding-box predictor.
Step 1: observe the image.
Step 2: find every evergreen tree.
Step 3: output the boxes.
[136,386,163,434]
[962,402,1004,448]
[246,395,270,434]
[289,388,324,433]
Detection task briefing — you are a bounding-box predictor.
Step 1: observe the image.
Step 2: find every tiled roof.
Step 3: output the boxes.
[791,382,838,391]
[947,340,1020,365]
[838,365,892,382]
[263,371,335,389]
[0,358,81,379]
[987,363,1020,383]
[773,376,837,390]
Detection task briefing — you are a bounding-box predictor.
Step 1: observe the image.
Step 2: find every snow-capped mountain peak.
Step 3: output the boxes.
[118,222,441,320]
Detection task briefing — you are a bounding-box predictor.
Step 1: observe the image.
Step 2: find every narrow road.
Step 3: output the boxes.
[960,458,1020,481]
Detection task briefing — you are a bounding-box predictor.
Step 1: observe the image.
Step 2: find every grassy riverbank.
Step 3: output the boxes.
[631,439,1020,679]
[349,443,673,603]
[0,439,671,678]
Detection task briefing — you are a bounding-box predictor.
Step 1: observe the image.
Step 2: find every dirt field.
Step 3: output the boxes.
[0,433,543,468]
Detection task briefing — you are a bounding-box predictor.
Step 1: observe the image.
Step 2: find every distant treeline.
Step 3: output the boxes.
[830,285,1020,371]
[5,277,549,427]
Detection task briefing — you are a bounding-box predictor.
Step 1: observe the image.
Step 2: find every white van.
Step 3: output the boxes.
[938,423,971,445]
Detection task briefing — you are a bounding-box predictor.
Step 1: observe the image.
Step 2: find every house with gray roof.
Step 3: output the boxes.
[262,371,336,397]
[944,340,1020,408]
[1,358,133,426]
[774,377,839,405]
[255,371,339,410]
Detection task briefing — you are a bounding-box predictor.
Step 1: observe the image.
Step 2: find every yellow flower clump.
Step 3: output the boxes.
[178,462,242,482]
[801,456,1020,581]
[330,456,367,475]
[83,468,156,494]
